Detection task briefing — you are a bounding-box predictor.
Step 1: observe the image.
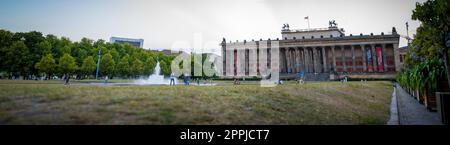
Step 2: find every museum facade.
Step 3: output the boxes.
[221,23,401,80]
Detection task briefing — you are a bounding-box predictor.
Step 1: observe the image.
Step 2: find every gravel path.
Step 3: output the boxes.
[395,84,442,125]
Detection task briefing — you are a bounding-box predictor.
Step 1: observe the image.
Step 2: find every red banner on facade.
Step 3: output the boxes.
[376,47,384,72]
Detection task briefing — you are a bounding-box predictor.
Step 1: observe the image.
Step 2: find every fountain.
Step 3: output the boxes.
[136,61,169,85]
[81,58,217,86]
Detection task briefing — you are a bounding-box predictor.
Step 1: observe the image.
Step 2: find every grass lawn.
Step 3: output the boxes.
[0,80,393,125]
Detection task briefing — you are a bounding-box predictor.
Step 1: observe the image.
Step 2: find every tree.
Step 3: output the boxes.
[4,41,31,78]
[13,31,46,76]
[116,54,131,78]
[0,29,14,71]
[100,53,115,77]
[93,39,106,49]
[58,53,78,76]
[45,34,62,58]
[71,43,87,66]
[12,31,44,49]
[411,0,450,86]
[110,47,120,63]
[80,56,96,78]
[37,41,52,56]
[131,58,144,78]
[79,37,94,53]
[61,45,71,55]
[0,29,13,47]
[35,54,56,79]
[143,56,156,75]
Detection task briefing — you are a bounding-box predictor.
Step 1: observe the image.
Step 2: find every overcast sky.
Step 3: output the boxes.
[0,0,426,53]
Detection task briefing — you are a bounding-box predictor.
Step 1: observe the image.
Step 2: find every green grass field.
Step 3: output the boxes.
[0,80,393,125]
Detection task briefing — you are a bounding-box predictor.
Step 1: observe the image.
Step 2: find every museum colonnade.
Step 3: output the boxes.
[278,44,397,74]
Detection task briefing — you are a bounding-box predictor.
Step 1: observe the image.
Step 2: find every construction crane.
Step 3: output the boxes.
[404,22,412,44]
[396,22,413,45]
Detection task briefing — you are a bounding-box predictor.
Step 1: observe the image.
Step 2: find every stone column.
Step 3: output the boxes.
[292,49,296,73]
[279,49,283,73]
[371,44,377,72]
[287,48,293,73]
[322,47,327,73]
[287,49,292,73]
[286,49,290,73]
[310,48,314,73]
[239,48,244,76]
[288,49,292,73]
[305,48,309,72]
[299,48,302,72]
[291,49,296,73]
[283,48,288,73]
[280,48,286,73]
[307,49,310,72]
[285,48,288,73]
[351,45,355,72]
[222,43,226,76]
[284,48,287,73]
[341,46,346,72]
[382,44,388,72]
[312,47,317,73]
[332,46,336,72]
[291,49,294,73]
[291,49,295,73]
[361,45,367,72]
[231,48,236,76]
[393,43,400,72]
[317,48,322,73]
[227,47,234,77]
[296,48,300,73]
[309,48,313,73]
[298,48,302,72]
[302,47,308,72]
[310,48,314,72]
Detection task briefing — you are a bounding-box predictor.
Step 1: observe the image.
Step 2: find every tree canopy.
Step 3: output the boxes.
[80,56,96,78]
[35,54,57,78]
[58,53,78,75]
[100,53,115,77]
[398,0,450,91]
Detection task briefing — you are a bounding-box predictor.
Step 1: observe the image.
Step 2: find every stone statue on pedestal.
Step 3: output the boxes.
[329,20,337,28]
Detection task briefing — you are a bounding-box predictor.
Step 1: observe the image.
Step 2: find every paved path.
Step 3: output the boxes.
[394,83,442,125]
[387,88,399,125]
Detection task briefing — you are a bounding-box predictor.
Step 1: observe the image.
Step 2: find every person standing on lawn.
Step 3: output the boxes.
[169,73,176,86]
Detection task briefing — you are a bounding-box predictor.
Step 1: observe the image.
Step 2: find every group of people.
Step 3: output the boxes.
[233,78,240,85]
[170,73,213,86]
[60,71,357,86]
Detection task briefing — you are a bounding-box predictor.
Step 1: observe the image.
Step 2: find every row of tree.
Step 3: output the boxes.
[0,29,175,79]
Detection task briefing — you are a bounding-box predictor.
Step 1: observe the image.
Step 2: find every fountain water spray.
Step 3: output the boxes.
[136,61,169,85]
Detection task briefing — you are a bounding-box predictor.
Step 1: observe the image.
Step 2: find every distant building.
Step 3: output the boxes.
[110,37,144,48]
[148,49,182,56]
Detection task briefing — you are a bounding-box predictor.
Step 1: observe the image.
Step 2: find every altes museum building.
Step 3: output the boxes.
[220,21,401,81]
